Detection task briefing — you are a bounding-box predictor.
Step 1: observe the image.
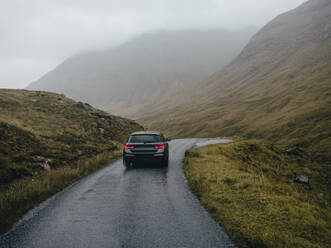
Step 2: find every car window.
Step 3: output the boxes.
[129,134,163,143]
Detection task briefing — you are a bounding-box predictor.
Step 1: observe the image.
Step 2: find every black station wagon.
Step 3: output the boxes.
[123,131,170,168]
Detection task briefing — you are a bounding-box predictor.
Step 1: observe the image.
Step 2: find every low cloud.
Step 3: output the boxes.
[0,0,306,88]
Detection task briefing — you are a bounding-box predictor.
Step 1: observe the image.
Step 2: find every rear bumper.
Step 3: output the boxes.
[123,151,168,163]
[124,152,166,160]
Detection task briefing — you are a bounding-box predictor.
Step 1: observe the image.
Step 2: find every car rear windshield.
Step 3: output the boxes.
[129,134,163,143]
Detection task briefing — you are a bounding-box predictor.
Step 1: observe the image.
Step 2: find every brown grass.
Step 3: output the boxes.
[184,140,331,248]
[0,151,121,235]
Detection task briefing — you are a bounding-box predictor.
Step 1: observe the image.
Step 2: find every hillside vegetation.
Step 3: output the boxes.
[139,0,331,161]
[185,141,331,248]
[27,28,257,116]
[0,89,142,234]
[0,89,142,185]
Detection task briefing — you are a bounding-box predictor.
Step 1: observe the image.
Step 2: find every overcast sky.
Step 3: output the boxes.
[0,0,306,89]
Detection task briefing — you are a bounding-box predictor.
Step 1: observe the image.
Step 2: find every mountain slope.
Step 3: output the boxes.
[139,0,331,159]
[0,89,142,185]
[27,28,257,115]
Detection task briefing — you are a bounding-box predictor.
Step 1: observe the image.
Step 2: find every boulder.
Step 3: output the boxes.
[292,173,310,187]
[74,102,89,110]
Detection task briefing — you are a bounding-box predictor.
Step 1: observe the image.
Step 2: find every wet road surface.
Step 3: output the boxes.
[0,139,235,248]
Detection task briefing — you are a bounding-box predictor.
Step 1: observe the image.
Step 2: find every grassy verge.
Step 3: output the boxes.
[184,140,331,248]
[0,150,121,235]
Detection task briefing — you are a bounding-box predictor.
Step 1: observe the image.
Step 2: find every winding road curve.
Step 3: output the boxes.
[0,139,235,248]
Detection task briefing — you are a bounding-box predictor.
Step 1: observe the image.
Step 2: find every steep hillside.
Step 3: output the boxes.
[27,28,257,115]
[0,89,142,185]
[139,0,331,160]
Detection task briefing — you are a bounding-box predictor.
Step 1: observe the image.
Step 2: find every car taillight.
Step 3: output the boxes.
[124,145,134,150]
[154,144,165,149]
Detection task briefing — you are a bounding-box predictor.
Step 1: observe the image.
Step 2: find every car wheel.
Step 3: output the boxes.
[123,159,131,169]
[163,157,169,167]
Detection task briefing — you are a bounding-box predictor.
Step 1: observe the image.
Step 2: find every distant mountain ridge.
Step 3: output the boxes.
[27,28,257,115]
[138,0,331,159]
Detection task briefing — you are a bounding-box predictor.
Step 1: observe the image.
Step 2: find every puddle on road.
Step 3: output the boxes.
[194,139,232,148]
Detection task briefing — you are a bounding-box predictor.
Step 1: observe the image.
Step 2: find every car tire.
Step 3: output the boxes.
[123,159,131,169]
[163,157,169,167]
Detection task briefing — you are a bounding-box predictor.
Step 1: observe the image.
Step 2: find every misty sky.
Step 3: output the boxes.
[0,0,306,89]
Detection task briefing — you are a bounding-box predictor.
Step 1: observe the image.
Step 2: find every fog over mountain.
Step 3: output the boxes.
[27,28,257,115]
[0,0,306,89]
[138,0,331,158]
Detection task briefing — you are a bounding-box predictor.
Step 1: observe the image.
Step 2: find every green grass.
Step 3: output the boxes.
[0,89,143,235]
[184,140,331,248]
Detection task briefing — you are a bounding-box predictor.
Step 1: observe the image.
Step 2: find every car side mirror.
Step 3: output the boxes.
[166,138,171,142]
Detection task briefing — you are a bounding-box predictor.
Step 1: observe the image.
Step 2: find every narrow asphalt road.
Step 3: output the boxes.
[0,139,235,248]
